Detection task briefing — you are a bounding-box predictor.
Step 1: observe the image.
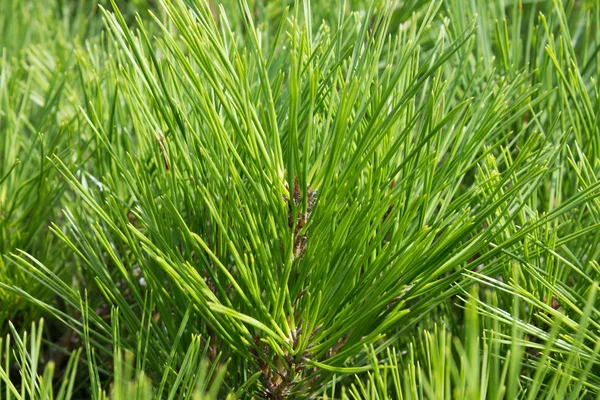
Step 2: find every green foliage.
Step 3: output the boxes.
[2,0,600,398]
[338,288,600,399]
[0,318,227,399]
